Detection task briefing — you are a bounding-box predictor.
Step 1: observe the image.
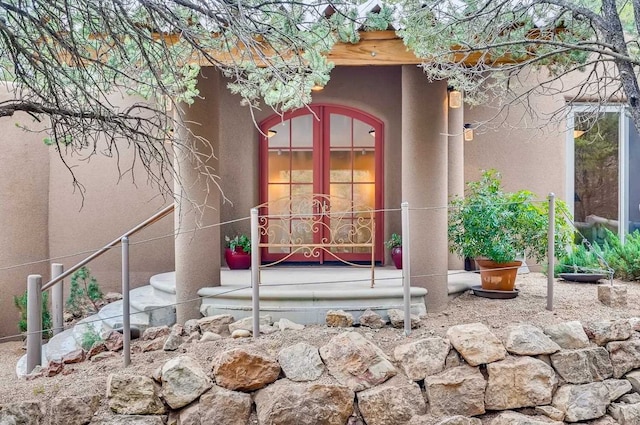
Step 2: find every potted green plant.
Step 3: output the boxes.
[385,233,402,269]
[225,235,251,270]
[448,170,572,291]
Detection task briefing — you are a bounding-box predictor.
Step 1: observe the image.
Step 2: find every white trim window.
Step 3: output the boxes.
[566,104,640,243]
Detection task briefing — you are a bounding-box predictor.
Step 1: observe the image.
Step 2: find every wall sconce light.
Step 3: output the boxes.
[463,124,474,141]
[267,129,277,138]
[311,83,324,91]
[573,130,585,139]
[448,86,462,109]
[368,129,375,137]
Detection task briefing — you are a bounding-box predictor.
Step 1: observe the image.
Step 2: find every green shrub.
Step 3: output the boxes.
[14,290,52,339]
[555,241,608,277]
[79,325,103,351]
[603,229,640,281]
[66,267,103,317]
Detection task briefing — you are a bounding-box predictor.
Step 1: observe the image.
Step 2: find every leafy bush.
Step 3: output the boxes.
[14,290,52,339]
[79,325,103,351]
[225,235,251,253]
[603,229,640,281]
[66,267,103,318]
[555,241,608,276]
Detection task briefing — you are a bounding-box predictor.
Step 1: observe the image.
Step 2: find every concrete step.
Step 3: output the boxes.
[149,272,177,302]
[98,299,150,332]
[45,328,79,362]
[129,285,176,327]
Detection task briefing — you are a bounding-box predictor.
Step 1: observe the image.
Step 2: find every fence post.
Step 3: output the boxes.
[26,274,43,374]
[121,236,131,367]
[401,202,411,336]
[547,193,555,311]
[51,263,64,336]
[251,208,260,338]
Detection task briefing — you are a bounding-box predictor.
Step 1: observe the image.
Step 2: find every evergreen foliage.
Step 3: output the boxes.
[66,267,103,318]
[14,291,52,339]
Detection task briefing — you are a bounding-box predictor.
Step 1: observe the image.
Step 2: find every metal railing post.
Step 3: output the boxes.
[251,208,260,338]
[26,274,43,373]
[547,193,555,311]
[401,202,411,336]
[121,236,131,367]
[51,263,64,336]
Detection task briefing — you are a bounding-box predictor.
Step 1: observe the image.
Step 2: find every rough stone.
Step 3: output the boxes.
[91,352,117,363]
[104,292,123,303]
[359,309,385,329]
[436,416,482,425]
[490,411,564,425]
[228,315,273,333]
[357,375,427,425]
[326,310,355,328]
[185,332,200,343]
[231,329,251,338]
[142,325,171,341]
[387,309,420,329]
[197,314,234,335]
[278,342,325,382]
[552,382,609,422]
[543,321,590,349]
[535,405,565,421]
[141,337,165,353]
[604,379,633,401]
[424,365,486,417]
[170,324,184,337]
[590,320,633,346]
[199,332,222,342]
[90,416,166,425]
[485,356,558,410]
[607,340,640,378]
[505,324,561,356]
[445,350,462,369]
[213,348,280,391]
[49,395,101,425]
[598,284,628,308]
[393,337,450,380]
[161,355,211,409]
[446,323,506,366]
[629,318,640,332]
[46,359,64,377]
[550,347,613,384]
[254,379,354,425]
[62,349,86,364]
[620,393,640,404]
[163,333,183,351]
[184,319,200,335]
[104,331,124,352]
[319,331,396,392]
[625,369,640,392]
[170,402,199,425]
[608,402,640,425]
[199,385,252,425]
[87,341,108,359]
[0,401,45,425]
[278,318,305,331]
[106,374,166,415]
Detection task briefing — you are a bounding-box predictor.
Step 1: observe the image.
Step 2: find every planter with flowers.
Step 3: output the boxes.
[224,235,251,270]
[385,233,403,269]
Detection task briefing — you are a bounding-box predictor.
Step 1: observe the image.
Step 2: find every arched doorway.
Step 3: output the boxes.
[259,105,384,263]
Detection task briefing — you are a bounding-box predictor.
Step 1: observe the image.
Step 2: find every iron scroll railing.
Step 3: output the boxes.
[26,203,175,373]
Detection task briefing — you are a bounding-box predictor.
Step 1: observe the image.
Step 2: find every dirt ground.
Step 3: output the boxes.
[0,272,638,408]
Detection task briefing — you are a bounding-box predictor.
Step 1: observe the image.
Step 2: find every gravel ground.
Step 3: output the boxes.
[0,272,638,410]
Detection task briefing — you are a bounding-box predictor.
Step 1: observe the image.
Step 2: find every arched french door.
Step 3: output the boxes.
[259,105,384,264]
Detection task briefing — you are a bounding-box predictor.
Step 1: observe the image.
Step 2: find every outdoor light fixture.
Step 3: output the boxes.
[267,129,277,138]
[448,86,462,109]
[463,124,474,141]
[311,83,324,91]
[573,130,585,139]
[368,129,375,137]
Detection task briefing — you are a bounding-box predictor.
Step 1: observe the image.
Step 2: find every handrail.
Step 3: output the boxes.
[41,203,175,292]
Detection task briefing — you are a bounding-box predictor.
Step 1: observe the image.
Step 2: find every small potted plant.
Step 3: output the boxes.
[225,235,251,270]
[448,170,572,291]
[385,233,403,269]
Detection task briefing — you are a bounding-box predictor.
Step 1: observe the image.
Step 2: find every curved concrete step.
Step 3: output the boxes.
[150,272,177,302]
[98,300,150,331]
[129,285,176,327]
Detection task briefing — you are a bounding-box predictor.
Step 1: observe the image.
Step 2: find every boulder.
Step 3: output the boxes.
[228,315,272,333]
[62,349,86,364]
[357,376,427,425]
[626,369,640,392]
[485,356,558,410]
[590,320,633,346]
[254,379,354,425]
[424,365,486,417]
[278,342,325,382]
[435,416,482,425]
[169,402,199,425]
[620,393,640,404]
[88,341,108,359]
[140,337,165,353]
[550,347,613,384]
[552,382,609,422]
[505,325,560,356]
[278,318,305,331]
[359,309,385,329]
[231,329,251,338]
[598,284,628,308]
[90,416,166,425]
[49,395,101,425]
[213,348,280,392]
[608,402,640,425]
[393,337,450,380]
[160,356,211,409]
[490,411,563,425]
[170,324,184,337]
[199,385,252,425]
[142,325,171,341]
[199,332,222,342]
[197,314,234,335]
[446,323,506,366]
[607,340,640,378]
[326,310,355,328]
[387,309,420,329]
[162,333,183,351]
[104,330,124,352]
[534,405,565,421]
[629,317,640,332]
[319,331,396,392]
[445,350,462,369]
[184,319,200,335]
[106,374,166,415]
[543,321,590,349]
[604,379,633,401]
[91,352,118,363]
[0,401,45,425]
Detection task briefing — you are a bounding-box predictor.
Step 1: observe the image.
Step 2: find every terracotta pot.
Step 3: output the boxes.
[391,247,402,269]
[475,259,522,291]
[225,247,251,270]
